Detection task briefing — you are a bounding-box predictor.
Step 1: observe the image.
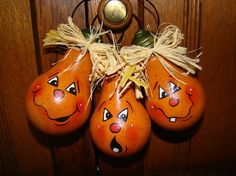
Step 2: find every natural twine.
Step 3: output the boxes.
[119,25,202,96]
[43,17,126,97]
[43,17,202,99]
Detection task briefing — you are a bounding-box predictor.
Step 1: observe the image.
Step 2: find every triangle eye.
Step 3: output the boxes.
[169,82,181,93]
[159,86,168,99]
[66,82,76,95]
[48,76,58,87]
[103,108,113,121]
[117,108,128,122]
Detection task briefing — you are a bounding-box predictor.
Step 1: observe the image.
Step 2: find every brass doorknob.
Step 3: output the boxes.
[98,0,133,30]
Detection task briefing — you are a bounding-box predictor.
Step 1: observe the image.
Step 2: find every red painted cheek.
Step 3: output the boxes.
[95,125,106,142]
[77,101,85,112]
[186,86,199,102]
[31,81,42,92]
[126,127,138,143]
[186,86,194,95]
[147,103,164,120]
[149,103,157,112]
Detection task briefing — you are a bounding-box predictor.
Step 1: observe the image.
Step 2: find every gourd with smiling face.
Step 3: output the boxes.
[25,49,92,135]
[90,77,151,157]
[145,56,206,131]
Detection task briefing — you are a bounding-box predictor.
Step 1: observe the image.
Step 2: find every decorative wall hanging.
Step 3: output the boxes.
[25,0,205,157]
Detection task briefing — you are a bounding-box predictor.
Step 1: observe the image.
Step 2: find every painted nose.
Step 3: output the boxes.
[110,123,121,133]
[53,89,65,99]
[169,97,179,107]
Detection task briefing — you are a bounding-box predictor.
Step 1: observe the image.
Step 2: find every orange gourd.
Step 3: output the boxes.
[90,77,151,157]
[145,56,206,131]
[25,49,92,135]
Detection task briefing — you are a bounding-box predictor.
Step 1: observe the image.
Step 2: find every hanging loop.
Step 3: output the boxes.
[71,0,90,28]
[71,0,160,44]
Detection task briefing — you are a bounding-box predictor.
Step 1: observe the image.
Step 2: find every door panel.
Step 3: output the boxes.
[0,0,54,175]
[1,0,236,175]
[188,0,236,168]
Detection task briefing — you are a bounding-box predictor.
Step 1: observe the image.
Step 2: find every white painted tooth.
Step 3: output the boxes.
[170,117,176,123]
[113,148,119,153]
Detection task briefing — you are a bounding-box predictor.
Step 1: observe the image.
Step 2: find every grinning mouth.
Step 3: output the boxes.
[55,116,70,122]
[32,90,78,126]
[155,92,194,123]
[52,108,78,126]
[168,115,192,123]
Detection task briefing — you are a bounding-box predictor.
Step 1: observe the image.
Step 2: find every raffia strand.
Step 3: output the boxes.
[119,24,203,89]
[43,17,132,98]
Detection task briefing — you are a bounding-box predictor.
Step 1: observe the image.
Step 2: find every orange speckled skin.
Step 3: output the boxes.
[25,49,92,135]
[90,77,151,157]
[145,56,206,131]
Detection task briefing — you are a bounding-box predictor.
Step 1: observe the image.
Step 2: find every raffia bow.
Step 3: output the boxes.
[43,17,126,94]
[119,25,202,98]
[43,18,202,99]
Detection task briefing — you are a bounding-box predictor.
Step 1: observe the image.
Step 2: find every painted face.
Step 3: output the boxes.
[145,57,205,131]
[90,78,151,157]
[26,49,92,135]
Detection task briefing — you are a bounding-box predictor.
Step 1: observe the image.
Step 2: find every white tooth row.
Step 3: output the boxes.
[170,117,176,123]
[113,148,119,153]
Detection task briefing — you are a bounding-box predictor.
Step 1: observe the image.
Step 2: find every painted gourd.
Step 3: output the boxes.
[90,77,151,157]
[25,49,92,135]
[145,56,206,131]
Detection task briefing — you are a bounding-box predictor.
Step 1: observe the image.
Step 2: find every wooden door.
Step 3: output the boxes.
[1,0,236,175]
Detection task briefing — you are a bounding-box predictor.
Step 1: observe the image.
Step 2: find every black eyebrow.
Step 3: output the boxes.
[98,101,105,111]
[153,81,158,90]
[126,100,133,112]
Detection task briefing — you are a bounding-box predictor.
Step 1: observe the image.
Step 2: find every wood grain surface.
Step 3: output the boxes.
[0,0,54,175]
[0,0,236,175]
[188,0,236,169]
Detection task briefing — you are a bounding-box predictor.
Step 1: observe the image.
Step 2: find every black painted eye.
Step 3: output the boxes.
[159,86,168,99]
[48,76,58,87]
[117,108,128,122]
[66,82,76,95]
[103,108,113,121]
[169,82,181,93]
